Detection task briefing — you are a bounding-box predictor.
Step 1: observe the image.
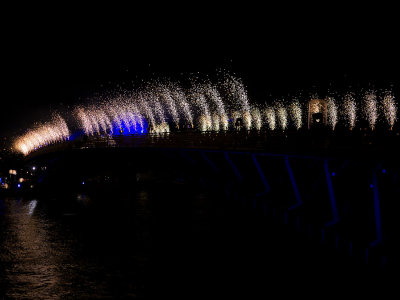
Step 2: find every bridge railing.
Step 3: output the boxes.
[24,128,400,162]
[70,129,399,158]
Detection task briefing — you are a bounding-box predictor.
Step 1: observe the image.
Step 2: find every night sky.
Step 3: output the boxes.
[2,6,399,138]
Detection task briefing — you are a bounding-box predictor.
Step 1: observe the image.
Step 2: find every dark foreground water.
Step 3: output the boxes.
[0,180,394,298]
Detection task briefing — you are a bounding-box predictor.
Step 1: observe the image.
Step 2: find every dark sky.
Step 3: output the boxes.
[2,5,399,137]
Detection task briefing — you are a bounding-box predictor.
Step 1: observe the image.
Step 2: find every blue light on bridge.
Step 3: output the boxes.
[69,131,85,141]
[332,172,335,177]
[382,169,386,174]
[17,184,21,188]
[82,181,85,185]
[69,118,148,140]
[112,118,148,136]
[370,184,374,188]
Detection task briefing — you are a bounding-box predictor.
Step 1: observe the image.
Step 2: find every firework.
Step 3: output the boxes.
[223,76,252,130]
[152,97,170,134]
[276,102,288,130]
[289,100,302,130]
[14,115,70,155]
[363,92,378,130]
[211,112,220,131]
[158,85,180,129]
[171,87,193,128]
[206,84,229,131]
[342,94,357,130]
[76,107,94,135]
[15,73,400,156]
[264,106,276,130]
[381,92,397,130]
[251,107,262,130]
[138,92,156,131]
[190,86,212,131]
[327,97,338,130]
[95,107,113,134]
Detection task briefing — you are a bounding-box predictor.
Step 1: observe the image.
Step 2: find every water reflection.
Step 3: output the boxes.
[27,200,37,215]
[1,198,66,298]
[0,198,116,298]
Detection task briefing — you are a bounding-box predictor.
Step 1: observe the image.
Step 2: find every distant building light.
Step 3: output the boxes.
[82,181,85,185]
[17,184,21,188]
[32,166,36,171]
[9,169,17,175]
[19,178,24,183]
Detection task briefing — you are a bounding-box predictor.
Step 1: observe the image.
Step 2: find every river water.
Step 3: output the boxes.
[1,181,250,298]
[0,178,391,298]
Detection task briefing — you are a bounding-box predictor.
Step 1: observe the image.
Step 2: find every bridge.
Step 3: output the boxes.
[11,129,400,276]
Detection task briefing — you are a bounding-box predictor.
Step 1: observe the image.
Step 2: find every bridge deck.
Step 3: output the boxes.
[25,129,400,161]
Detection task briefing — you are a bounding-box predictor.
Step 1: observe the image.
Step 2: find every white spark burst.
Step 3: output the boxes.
[363,92,378,130]
[206,84,229,131]
[224,76,252,130]
[17,73,400,156]
[381,92,397,130]
[289,100,302,130]
[76,107,94,135]
[342,94,357,130]
[158,84,180,129]
[275,102,288,130]
[327,97,338,130]
[14,115,70,155]
[251,107,262,130]
[264,106,276,130]
[191,86,212,132]
[171,87,193,128]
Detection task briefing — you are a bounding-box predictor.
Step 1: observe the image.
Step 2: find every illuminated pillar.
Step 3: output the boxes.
[224,152,242,181]
[324,159,339,226]
[201,151,218,173]
[370,169,383,246]
[285,156,302,210]
[252,154,270,196]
